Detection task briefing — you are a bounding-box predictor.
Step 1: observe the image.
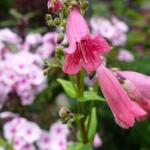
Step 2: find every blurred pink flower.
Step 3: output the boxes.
[37,121,69,150]
[93,133,102,148]
[0,28,21,44]
[3,117,41,150]
[118,71,150,111]
[0,112,18,119]
[117,49,134,62]
[37,131,52,149]
[36,43,54,59]
[97,65,147,128]
[90,17,115,39]
[25,33,42,46]
[90,17,128,46]
[63,7,111,74]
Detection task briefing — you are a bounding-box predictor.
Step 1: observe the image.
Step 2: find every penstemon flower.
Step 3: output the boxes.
[63,6,111,74]
[97,65,147,128]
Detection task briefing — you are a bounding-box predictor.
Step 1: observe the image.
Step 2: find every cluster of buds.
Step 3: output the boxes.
[58,106,74,130]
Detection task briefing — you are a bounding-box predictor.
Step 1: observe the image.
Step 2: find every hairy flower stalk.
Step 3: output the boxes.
[63,6,111,74]
[97,65,147,128]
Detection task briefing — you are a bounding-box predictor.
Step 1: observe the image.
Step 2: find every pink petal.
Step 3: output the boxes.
[97,65,135,128]
[63,51,81,74]
[65,6,89,54]
[118,71,150,99]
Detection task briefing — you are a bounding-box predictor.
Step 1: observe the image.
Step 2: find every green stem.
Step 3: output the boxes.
[76,70,88,143]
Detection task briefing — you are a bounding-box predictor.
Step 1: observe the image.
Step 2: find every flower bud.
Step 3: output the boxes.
[56,33,64,44]
[54,18,61,26]
[47,0,63,13]
[82,1,89,10]
[58,106,70,118]
[55,45,64,59]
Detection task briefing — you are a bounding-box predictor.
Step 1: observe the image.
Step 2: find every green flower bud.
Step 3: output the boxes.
[57,33,64,44]
[82,1,89,10]
[54,18,61,26]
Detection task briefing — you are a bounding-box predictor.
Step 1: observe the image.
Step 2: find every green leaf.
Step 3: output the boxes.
[87,107,97,142]
[68,143,93,150]
[0,138,7,147]
[57,79,76,98]
[79,91,105,102]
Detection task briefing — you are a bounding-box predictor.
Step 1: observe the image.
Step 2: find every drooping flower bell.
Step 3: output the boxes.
[63,7,111,74]
[117,71,150,111]
[97,65,147,129]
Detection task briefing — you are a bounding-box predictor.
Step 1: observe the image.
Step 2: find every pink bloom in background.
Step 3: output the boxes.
[63,7,111,74]
[3,117,70,150]
[0,111,18,119]
[3,117,41,150]
[0,28,21,44]
[117,49,134,62]
[0,29,56,107]
[93,133,102,148]
[90,16,128,46]
[47,0,62,13]
[90,17,115,39]
[97,65,147,128]
[25,33,42,47]
[118,71,150,111]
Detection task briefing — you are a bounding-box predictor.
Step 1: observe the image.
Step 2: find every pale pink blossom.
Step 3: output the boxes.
[0,28,21,44]
[93,133,102,148]
[3,117,41,150]
[0,112,18,119]
[36,131,52,150]
[90,16,128,46]
[117,49,134,62]
[25,33,42,46]
[36,43,54,59]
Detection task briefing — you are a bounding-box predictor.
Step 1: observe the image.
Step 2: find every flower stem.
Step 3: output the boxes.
[76,70,88,144]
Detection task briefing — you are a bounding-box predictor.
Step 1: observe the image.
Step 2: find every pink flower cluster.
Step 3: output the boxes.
[0,28,56,106]
[1,112,102,150]
[90,17,128,46]
[3,117,69,150]
[4,117,41,150]
[37,121,69,150]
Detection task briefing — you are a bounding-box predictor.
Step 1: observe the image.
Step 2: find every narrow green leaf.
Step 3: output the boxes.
[68,143,93,150]
[57,79,76,98]
[87,107,97,142]
[79,91,105,102]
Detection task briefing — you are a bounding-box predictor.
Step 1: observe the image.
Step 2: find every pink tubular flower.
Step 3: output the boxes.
[97,65,147,128]
[47,0,62,13]
[63,7,111,74]
[118,71,150,111]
